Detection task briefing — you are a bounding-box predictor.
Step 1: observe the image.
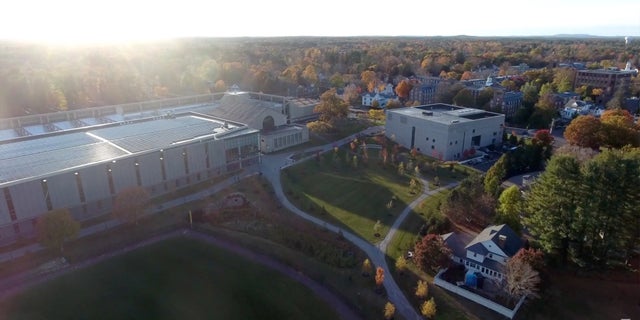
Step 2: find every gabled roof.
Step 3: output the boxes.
[442,232,466,258]
[465,224,523,257]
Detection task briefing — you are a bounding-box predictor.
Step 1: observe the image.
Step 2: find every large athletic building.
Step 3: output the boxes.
[0,90,316,244]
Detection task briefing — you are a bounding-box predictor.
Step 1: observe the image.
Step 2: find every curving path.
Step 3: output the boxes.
[0,229,361,320]
[261,126,424,320]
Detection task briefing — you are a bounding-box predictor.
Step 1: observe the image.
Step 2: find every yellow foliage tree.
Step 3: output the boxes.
[415,280,428,299]
[383,302,396,320]
[420,297,437,318]
[395,255,407,274]
[361,258,373,276]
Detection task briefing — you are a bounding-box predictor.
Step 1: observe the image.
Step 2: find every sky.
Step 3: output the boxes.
[0,0,639,44]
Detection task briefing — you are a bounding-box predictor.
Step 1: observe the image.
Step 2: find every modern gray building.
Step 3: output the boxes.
[385,104,505,161]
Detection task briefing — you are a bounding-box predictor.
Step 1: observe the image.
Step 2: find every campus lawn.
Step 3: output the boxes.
[281,149,419,243]
[0,238,340,320]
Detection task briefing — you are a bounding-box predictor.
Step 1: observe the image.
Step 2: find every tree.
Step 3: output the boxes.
[301,65,318,85]
[113,186,151,225]
[375,267,385,287]
[362,258,373,276]
[524,155,582,265]
[395,255,408,274]
[409,178,420,194]
[504,255,541,301]
[415,279,428,299]
[476,87,494,109]
[373,220,382,236]
[315,88,348,123]
[512,248,545,272]
[442,174,496,227]
[414,234,451,273]
[484,154,507,197]
[369,109,385,121]
[361,70,377,92]
[564,115,602,149]
[342,83,361,106]
[213,79,227,92]
[395,79,413,100]
[495,186,523,234]
[383,302,396,320]
[385,99,402,109]
[599,108,640,148]
[420,297,437,319]
[36,208,80,254]
[397,162,405,176]
[552,68,575,93]
[452,88,474,107]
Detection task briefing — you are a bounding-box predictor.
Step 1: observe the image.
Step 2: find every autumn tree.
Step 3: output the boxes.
[37,208,80,254]
[564,115,602,149]
[362,258,373,276]
[315,88,348,123]
[342,83,361,106]
[375,267,385,287]
[395,255,408,274]
[415,280,429,299]
[383,302,396,320]
[414,234,451,273]
[552,68,576,93]
[395,79,413,101]
[113,186,151,225]
[495,185,523,234]
[504,255,541,302]
[369,109,385,121]
[512,248,545,272]
[420,297,437,319]
[599,108,640,148]
[361,70,377,92]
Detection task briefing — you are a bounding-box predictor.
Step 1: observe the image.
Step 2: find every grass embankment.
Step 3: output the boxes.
[0,238,339,320]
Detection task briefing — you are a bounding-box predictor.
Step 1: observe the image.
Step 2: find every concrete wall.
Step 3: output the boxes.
[0,191,12,225]
[137,152,164,187]
[385,110,504,161]
[10,181,48,220]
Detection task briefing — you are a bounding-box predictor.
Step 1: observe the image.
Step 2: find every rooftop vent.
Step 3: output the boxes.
[422,111,433,116]
[451,120,460,123]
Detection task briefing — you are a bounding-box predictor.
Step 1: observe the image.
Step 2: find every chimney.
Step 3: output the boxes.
[498,235,507,249]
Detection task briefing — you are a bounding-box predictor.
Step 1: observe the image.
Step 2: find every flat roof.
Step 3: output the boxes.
[388,104,503,125]
[0,114,257,187]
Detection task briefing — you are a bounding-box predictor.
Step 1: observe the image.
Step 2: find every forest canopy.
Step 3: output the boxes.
[1,36,638,118]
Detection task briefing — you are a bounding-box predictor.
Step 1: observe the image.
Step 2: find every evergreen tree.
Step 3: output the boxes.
[524,155,582,266]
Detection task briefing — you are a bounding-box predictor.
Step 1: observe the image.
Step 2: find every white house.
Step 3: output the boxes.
[442,224,523,281]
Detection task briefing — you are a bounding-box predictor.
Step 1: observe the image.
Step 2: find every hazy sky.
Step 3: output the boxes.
[1,0,639,43]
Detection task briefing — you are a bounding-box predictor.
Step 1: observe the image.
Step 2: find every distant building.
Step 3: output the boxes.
[362,84,397,108]
[574,68,635,101]
[409,77,443,105]
[385,104,505,161]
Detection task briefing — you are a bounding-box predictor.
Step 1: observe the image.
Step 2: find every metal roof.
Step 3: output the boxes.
[0,114,255,187]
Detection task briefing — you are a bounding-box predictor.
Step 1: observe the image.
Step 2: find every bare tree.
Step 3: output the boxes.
[504,256,541,302]
[113,186,151,225]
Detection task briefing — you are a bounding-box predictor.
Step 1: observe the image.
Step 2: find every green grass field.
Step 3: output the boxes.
[281,150,419,243]
[0,238,339,320]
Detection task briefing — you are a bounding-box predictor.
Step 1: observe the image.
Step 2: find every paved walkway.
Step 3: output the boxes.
[0,125,459,320]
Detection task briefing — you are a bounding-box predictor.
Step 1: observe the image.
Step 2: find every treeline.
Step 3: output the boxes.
[1,36,638,118]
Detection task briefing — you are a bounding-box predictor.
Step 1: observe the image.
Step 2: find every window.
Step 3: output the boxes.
[493,131,497,136]
[431,145,434,149]
[432,139,435,143]
[472,129,476,133]
[449,142,452,145]
[455,140,458,144]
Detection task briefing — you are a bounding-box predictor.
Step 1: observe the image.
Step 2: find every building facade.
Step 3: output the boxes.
[0,90,315,244]
[385,104,505,161]
[574,68,634,99]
